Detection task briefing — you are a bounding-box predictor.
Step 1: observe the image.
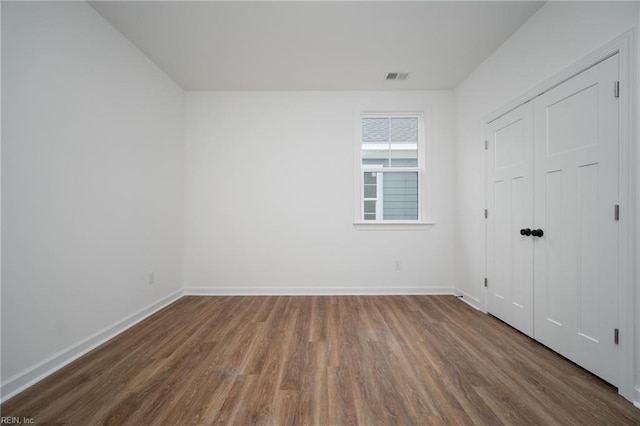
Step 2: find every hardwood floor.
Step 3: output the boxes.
[3,295,639,425]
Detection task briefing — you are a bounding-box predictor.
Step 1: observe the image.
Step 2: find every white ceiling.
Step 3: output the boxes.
[90,1,545,91]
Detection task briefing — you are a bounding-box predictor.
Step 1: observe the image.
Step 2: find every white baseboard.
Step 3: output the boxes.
[1,289,184,403]
[185,286,453,296]
[634,386,640,409]
[452,288,481,310]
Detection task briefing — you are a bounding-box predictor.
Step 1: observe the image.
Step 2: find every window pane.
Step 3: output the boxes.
[362,118,389,142]
[364,200,376,213]
[382,172,418,220]
[362,144,390,167]
[364,213,376,220]
[364,172,377,184]
[364,185,377,198]
[389,144,417,168]
[390,117,418,142]
[390,157,418,167]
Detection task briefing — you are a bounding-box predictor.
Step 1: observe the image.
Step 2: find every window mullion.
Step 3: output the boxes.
[376,172,383,220]
[387,118,392,169]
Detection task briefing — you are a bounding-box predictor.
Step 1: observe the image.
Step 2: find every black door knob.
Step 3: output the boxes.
[531,229,544,237]
[520,228,531,236]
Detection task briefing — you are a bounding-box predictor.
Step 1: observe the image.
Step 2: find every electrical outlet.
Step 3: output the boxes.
[148,271,155,285]
[394,261,401,271]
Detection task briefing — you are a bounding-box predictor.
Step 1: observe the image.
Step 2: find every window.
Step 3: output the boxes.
[356,112,428,226]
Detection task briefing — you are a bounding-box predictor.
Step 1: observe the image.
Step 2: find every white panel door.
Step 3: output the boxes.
[486,102,534,337]
[533,54,619,385]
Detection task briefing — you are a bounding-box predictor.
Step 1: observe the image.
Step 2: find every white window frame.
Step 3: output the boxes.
[362,165,383,220]
[353,111,433,230]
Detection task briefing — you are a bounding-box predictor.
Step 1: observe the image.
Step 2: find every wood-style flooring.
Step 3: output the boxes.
[2,295,639,425]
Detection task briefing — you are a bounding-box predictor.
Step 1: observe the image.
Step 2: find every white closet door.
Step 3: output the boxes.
[533,54,620,385]
[486,102,534,337]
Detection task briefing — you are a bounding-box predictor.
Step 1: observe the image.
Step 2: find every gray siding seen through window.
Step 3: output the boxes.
[383,172,418,220]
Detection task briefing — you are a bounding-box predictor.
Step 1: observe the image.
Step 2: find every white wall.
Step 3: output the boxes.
[184,91,455,294]
[1,1,185,396]
[453,0,639,401]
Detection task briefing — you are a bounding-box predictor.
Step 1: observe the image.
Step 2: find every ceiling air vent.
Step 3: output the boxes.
[386,72,409,80]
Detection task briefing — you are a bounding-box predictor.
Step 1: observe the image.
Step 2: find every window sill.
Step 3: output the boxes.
[352,221,434,231]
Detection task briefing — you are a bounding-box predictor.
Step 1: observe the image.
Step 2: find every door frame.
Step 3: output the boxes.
[481,30,636,403]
